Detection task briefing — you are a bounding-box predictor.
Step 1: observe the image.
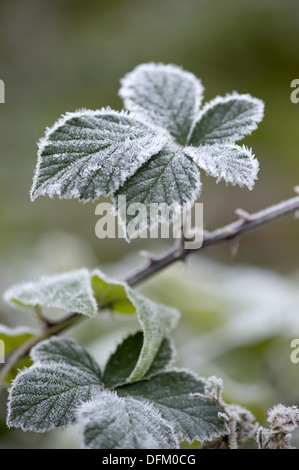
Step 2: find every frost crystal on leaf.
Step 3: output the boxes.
[188,93,264,146]
[7,338,103,432]
[3,269,98,317]
[115,142,202,236]
[31,109,167,201]
[91,268,180,383]
[117,370,227,443]
[77,391,178,449]
[119,63,204,145]
[185,144,259,190]
[125,290,180,383]
[257,404,299,449]
[31,337,102,376]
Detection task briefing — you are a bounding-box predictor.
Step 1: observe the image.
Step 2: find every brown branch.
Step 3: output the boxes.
[124,192,299,286]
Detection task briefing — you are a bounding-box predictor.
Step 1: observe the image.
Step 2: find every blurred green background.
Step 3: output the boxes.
[0,0,299,448]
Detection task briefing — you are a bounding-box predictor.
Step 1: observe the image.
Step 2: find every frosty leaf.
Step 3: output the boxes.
[125,290,180,383]
[3,269,97,317]
[77,391,178,449]
[188,93,264,146]
[117,370,226,442]
[115,143,201,237]
[7,338,103,432]
[0,327,35,385]
[31,337,102,378]
[103,332,174,388]
[92,268,180,383]
[91,269,135,314]
[119,63,204,145]
[31,109,167,201]
[185,144,259,190]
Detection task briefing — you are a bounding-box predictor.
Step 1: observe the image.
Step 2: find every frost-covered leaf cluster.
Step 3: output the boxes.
[257,404,299,449]
[31,63,264,237]
[7,335,226,449]
[3,268,180,382]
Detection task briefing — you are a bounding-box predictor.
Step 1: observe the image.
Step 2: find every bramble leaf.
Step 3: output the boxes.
[31,336,102,376]
[3,269,97,317]
[91,269,180,382]
[115,143,201,237]
[7,338,103,432]
[103,332,175,388]
[117,370,227,443]
[31,109,167,201]
[188,93,264,146]
[185,144,259,189]
[125,289,180,382]
[119,63,204,145]
[77,391,178,449]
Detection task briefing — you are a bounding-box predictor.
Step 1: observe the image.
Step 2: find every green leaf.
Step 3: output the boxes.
[31,109,167,201]
[189,93,264,146]
[78,391,178,449]
[103,332,175,388]
[91,270,135,314]
[0,326,35,385]
[117,370,227,443]
[3,269,98,317]
[31,336,102,377]
[115,143,201,237]
[91,269,180,382]
[7,337,103,432]
[125,290,180,382]
[185,144,259,190]
[119,63,204,145]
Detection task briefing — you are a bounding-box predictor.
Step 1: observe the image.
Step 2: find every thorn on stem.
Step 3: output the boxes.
[230,236,240,258]
[139,250,158,264]
[235,208,251,221]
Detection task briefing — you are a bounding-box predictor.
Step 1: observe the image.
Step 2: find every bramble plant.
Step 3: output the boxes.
[1,63,299,449]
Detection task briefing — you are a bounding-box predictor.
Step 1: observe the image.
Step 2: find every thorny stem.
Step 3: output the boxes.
[124,192,299,285]
[1,190,299,387]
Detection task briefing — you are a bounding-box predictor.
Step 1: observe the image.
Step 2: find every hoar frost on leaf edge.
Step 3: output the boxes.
[77,390,179,449]
[3,268,98,317]
[119,62,205,144]
[185,143,260,190]
[188,92,265,146]
[30,107,168,202]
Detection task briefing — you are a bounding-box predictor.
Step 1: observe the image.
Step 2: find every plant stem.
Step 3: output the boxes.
[124,192,299,285]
